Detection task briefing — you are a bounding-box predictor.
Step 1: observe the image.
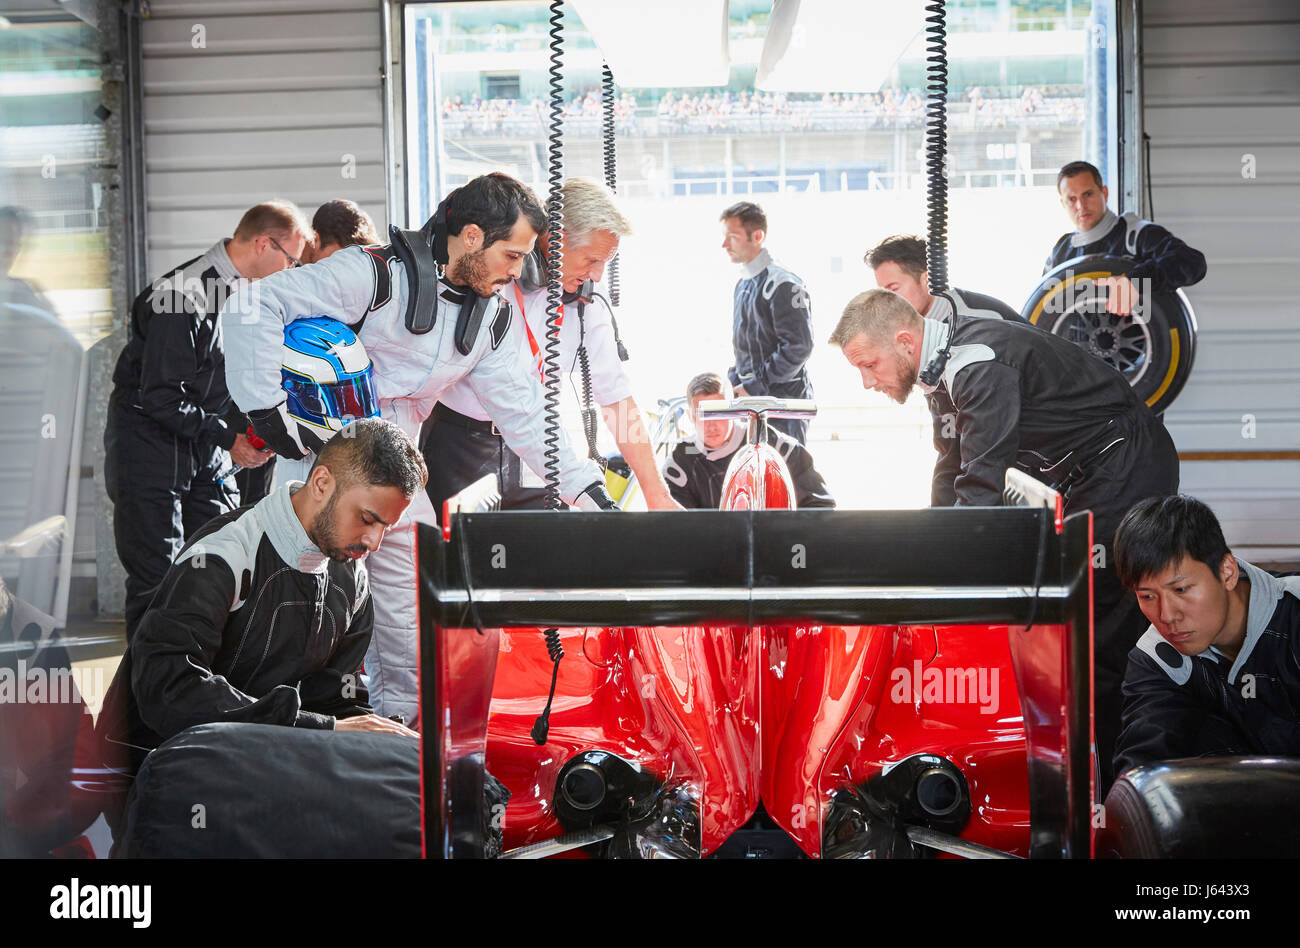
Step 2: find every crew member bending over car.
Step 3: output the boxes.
[865,234,1024,507]
[662,372,835,510]
[427,177,683,512]
[220,172,613,727]
[1045,160,1207,317]
[1112,494,1300,777]
[829,288,1179,790]
[96,420,423,804]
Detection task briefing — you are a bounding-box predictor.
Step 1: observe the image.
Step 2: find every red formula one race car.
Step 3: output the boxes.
[420,398,1095,859]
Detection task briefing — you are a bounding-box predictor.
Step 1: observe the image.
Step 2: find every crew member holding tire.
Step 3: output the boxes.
[831,288,1180,791]
[220,173,614,728]
[425,177,683,514]
[1027,161,1207,416]
[866,234,1024,507]
[1044,160,1207,305]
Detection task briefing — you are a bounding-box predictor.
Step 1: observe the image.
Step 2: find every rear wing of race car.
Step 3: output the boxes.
[417,470,1092,859]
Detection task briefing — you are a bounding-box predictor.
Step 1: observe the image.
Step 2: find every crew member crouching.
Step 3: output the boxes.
[662,372,835,510]
[1112,494,1300,778]
[95,420,424,833]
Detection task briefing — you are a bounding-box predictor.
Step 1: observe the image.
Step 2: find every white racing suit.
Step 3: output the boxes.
[219,245,606,727]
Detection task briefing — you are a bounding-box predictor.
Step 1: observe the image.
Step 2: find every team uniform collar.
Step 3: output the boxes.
[263,482,331,574]
[1070,209,1119,248]
[204,238,244,284]
[740,248,773,279]
[694,423,746,461]
[915,317,951,395]
[1221,558,1289,684]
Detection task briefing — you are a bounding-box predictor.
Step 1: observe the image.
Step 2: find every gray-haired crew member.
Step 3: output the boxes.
[220,172,613,727]
[721,201,815,445]
[662,372,835,510]
[866,234,1024,507]
[95,420,424,808]
[1112,495,1300,777]
[428,177,683,512]
[830,288,1180,791]
[105,200,309,638]
[1045,160,1206,318]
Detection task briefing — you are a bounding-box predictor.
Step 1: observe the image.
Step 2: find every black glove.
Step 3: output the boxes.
[247,403,327,461]
[574,481,619,511]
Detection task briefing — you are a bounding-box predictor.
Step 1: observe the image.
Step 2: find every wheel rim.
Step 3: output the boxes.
[1048,287,1153,387]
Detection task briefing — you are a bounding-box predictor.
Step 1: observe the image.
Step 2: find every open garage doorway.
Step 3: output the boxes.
[400,0,1119,508]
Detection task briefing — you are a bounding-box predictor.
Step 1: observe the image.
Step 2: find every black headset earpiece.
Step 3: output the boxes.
[519,250,544,292]
[917,291,959,388]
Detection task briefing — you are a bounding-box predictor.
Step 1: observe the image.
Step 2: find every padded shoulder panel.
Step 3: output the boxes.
[1134,626,1193,685]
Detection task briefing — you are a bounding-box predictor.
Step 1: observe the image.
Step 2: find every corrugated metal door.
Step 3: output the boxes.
[139,0,389,271]
[1143,0,1300,561]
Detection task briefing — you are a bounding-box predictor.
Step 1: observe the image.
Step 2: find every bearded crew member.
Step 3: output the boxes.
[866,234,1024,507]
[95,421,424,803]
[220,173,614,727]
[426,177,683,513]
[1045,160,1207,319]
[830,288,1180,790]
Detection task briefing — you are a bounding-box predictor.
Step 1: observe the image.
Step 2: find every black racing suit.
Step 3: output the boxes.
[94,482,374,836]
[929,313,1180,790]
[104,240,253,638]
[1043,211,1207,294]
[923,287,1026,507]
[1113,565,1300,778]
[728,249,815,445]
[662,426,835,510]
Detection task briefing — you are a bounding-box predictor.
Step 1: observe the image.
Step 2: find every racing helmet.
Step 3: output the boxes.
[281,316,380,433]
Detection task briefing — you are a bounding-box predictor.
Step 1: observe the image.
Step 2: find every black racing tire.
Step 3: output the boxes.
[1021,254,1198,415]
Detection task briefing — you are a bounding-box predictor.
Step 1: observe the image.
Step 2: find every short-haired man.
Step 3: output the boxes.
[720,201,815,445]
[866,234,1023,506]
[830,288,1179,789]
[237,200,385,508]
[1112,495,1300,777]
[221,172,614,726]
[307,199,381,263]
[105,199,310,638]
[662,371,834,510]
[428,177,683,512]
[96,419,424,794]
[1046,160,1206,317]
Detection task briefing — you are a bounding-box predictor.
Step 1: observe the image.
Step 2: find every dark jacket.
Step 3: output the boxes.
[927,313,1170,508]
[97,483,373,773]
[728,248,814,399]
[1044,211,1207,296]
[108,239,249,452]
[1113,563,1300,778]
[923,287,1025,507]
[662,425,835,510]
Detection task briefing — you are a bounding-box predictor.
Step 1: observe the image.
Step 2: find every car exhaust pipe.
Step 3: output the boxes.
[823,754,973,859]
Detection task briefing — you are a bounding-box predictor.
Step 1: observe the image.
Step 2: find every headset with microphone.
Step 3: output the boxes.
[917,291,961,388]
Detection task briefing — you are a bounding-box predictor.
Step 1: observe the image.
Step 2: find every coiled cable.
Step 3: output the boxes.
[531,628,564,745]
[923,0,949,296]
[600,61,620,307]
[541,0,566,510]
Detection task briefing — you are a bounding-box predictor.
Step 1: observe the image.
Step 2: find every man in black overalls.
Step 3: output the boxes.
[831,287,1180,791]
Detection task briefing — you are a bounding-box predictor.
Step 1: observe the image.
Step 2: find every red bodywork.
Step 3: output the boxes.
[484,441,1062,857]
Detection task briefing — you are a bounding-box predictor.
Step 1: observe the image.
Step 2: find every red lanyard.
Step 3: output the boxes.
[513,284,563,380]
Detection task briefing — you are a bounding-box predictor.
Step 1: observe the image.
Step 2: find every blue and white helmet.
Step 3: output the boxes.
[281,316,380,433]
